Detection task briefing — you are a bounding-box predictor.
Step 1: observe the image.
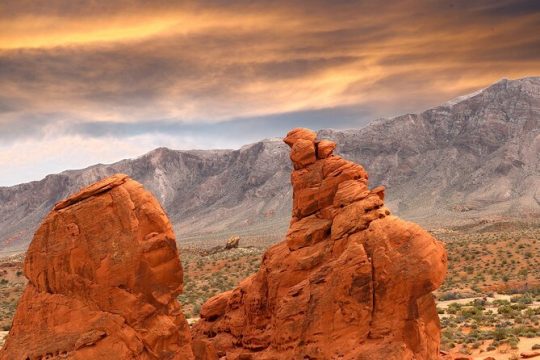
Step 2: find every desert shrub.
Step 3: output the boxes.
[511,294,533,304]
[493,327,508,341]
[439,292,461,301]
[447,303,463,315]
[509,337,519,349]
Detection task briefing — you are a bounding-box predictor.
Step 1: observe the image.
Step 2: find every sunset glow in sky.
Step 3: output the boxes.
[1,0,539,185]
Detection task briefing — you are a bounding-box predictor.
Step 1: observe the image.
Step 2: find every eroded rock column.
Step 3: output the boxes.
[0,174,194,360]
[192,128,447,360]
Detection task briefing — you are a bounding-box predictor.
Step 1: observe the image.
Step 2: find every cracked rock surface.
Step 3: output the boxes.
[0,174,194,359]
[192,128,448,360]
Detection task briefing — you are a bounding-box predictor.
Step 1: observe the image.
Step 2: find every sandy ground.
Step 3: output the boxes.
[439,294,540,359]
[0,331,7,347]
[0,303,538,357]
[438,294,540,319]
[464,337,540,359]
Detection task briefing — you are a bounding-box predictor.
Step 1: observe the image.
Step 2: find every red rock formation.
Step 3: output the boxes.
[192,128,448,359]
[0,174,194,360]
[521,352,540,359]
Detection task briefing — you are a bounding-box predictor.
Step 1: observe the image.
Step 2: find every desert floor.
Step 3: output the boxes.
[0,222,539,358]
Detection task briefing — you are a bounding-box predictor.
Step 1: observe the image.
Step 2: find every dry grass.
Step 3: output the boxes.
[178,246,263,319]
[0,254,26,332]
[435,224,540,297]
[0,221,538,358]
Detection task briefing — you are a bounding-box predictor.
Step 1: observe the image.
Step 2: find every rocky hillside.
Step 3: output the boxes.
[0,77,538,252]
[324,77,540,225]
[0,141,293,252]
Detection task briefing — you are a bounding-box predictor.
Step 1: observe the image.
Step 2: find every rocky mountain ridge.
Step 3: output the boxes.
[1,77,539,252]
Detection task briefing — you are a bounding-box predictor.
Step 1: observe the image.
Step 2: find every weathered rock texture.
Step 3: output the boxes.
[192,129,448,359]
[0,174,194,359]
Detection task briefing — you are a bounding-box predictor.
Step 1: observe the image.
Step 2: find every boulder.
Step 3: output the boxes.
[283,127,317,147]
[0,174,194,359]
[225,236,240,250]
[192,128,448,359]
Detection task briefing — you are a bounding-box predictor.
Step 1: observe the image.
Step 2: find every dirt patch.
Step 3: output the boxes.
[451,337,540,359]
[0,331,8,347]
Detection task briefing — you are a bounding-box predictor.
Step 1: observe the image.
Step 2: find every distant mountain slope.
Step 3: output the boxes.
[1,77,538,251]
[0,140,293,251]
[323,77,540,224]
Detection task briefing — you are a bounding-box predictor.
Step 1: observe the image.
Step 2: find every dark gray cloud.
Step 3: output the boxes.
[0,112,65,143]
[68,105,373,143]
[1,0,538,118]
[0,0,539,185]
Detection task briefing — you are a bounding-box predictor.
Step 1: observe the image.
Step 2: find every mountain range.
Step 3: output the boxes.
[1,77,539,252]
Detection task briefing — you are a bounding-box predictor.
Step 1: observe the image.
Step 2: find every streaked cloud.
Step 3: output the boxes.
[0,0,539,185]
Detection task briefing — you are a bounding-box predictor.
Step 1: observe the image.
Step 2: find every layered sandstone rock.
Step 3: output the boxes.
[192,128,448,359]
[0,174,194,359]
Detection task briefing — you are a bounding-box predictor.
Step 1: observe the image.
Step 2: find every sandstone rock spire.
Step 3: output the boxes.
[192,128,448,359]
[0,174,194,359]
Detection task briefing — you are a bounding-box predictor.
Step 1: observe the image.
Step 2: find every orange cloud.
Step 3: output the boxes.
[0,0,538,130]
[0,9,289,50]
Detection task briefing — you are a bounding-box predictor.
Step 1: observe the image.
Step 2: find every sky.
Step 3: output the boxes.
[1,0,539,186]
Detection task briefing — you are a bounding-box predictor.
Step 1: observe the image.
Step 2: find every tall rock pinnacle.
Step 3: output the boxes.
[0,174,194,359]
[193,128,448,359]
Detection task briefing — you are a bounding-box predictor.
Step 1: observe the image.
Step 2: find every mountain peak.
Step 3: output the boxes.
[0,80,538,251]
[443,76,539,107]
[444,87,486,107]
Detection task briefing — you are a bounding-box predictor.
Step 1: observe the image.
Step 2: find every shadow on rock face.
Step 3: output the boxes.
[191,128,448,360]
[0,128,449,360]
[0,174,194,360]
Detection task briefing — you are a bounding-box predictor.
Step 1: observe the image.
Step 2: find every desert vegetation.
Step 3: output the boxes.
[439,292,540,357]
[436,223,540,297]
[435,222,540,358]
[0,222,538,357]
[0,254,25,333]
[178,247,263,320]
